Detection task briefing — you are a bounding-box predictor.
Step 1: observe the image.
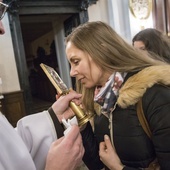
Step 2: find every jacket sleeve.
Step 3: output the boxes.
[143,84,170,170]
[123,167,140,170]
[16,109,64,170]
[81,122,104,170]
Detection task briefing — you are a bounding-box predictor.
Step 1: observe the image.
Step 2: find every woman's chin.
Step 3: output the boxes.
[83,83,95,89]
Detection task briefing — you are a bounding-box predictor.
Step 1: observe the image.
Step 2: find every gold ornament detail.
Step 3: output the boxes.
[129,0,152,20]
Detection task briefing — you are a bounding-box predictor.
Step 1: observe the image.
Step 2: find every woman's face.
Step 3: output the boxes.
[66,41,110,88]
[133,40,145,50]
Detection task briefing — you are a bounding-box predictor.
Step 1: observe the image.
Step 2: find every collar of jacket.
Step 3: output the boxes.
[117,65,170,108]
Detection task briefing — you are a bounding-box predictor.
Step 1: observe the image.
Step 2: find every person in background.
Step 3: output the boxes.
[0,1,84,170]
[132,28,170,62]
[65,21,170,170]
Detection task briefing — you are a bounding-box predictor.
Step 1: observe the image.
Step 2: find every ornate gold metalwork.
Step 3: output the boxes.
[129,0,152,20]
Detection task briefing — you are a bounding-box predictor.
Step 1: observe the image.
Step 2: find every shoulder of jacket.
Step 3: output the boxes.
[117,65,170,108]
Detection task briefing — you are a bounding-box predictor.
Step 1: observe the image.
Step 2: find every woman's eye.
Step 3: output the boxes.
[139,47,146,50]
[73,60,79,65]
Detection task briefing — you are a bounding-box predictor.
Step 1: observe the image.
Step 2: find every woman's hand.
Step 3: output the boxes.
[99,135,124,170]
[52,90,82,122]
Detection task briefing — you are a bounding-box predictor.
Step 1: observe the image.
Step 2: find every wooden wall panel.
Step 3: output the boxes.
[1,91,26,127]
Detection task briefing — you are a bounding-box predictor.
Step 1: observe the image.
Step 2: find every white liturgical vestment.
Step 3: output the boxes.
[0,111,57,170]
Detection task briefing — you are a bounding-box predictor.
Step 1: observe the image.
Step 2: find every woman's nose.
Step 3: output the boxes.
[70,67,77,77]
[0,21,5,34]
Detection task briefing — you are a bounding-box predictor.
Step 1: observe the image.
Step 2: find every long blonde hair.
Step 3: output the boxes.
[66,21,166,113]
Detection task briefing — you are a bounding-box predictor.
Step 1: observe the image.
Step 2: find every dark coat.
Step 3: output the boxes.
[81,65,170,170]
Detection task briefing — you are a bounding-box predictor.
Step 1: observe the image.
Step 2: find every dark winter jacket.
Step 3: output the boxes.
[81,65,170,170]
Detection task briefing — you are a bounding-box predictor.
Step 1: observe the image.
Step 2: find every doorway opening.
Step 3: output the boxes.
[19,14,70,114]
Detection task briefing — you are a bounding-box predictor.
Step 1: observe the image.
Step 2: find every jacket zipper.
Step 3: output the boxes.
[109,102,117,145]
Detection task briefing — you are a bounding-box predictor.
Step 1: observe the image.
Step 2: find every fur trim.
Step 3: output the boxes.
[117,65,170,108]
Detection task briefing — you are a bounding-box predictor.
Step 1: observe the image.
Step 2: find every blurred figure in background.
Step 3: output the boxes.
[132,28,170,63]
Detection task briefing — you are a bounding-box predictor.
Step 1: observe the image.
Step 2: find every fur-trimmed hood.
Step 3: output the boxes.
[117,65,170,108]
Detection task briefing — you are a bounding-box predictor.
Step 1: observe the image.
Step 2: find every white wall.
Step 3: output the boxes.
[53,20,72,88]
[88,0,131,42]
[88,0,110,24]
[0,14,20,93]
[129,9,153,39]
[88,0,153,43]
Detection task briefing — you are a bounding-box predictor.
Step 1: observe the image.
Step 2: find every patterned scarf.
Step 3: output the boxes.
[94,72,125,116]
